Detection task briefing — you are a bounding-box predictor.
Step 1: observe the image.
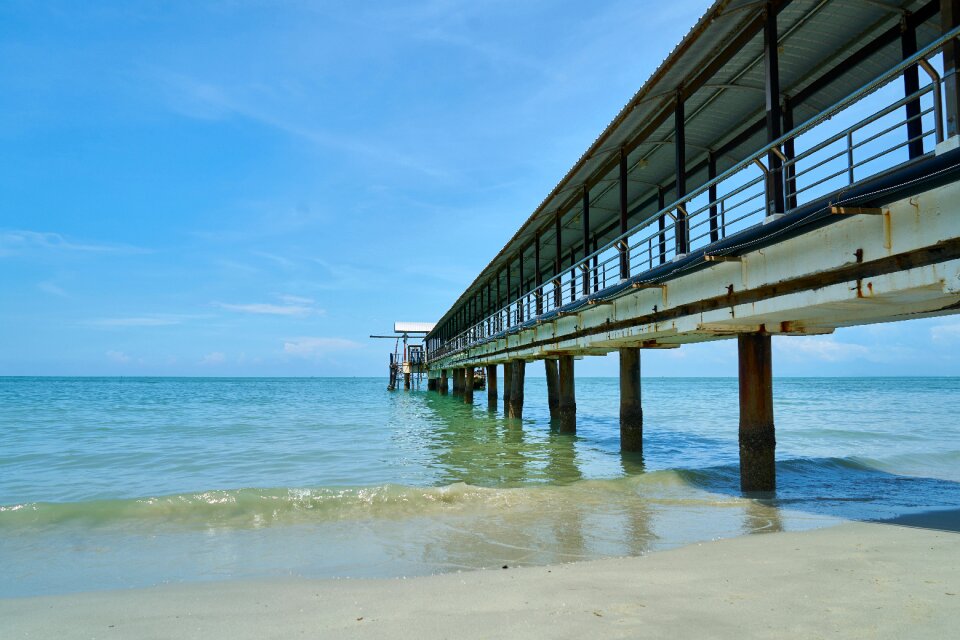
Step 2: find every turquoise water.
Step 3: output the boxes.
[2,376,959,597]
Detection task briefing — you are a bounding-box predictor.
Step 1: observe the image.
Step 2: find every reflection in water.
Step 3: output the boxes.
[744,498,785,535]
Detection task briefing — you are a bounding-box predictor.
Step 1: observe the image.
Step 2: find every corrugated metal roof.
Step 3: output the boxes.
[430,0,940,334]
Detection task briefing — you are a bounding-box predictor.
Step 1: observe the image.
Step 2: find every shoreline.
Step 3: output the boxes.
[3,512,958,639]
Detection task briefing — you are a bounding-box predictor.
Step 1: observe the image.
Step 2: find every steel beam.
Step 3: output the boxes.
[619,149,630,279]
[675,93,689,254]
[764,2,785,216]
[944,0,960,138]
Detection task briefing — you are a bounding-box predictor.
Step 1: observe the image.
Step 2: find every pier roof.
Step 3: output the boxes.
[429,0,941,337]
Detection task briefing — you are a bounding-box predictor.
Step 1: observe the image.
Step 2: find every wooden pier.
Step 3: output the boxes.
[422,0,960,492]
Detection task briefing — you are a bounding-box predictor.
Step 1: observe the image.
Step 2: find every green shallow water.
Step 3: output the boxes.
[1,376,959,597]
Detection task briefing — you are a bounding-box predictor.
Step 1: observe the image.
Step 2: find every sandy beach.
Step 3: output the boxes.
[3,512,958,640]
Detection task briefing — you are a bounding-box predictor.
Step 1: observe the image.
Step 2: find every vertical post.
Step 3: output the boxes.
[738,334,776,492]
[675,92,689,255]
[783,96,797,210]
[427,377,437,392]
[619,148,630,280]
[518,248,525,323]
[619,347,643,452]
[544,358,559,421]
[486,364,497,410]
[657,187,667,264]
[451,368,460,396]
[463,366,474,404]
[554,210,563,309]
[763,2,785,216]
[508,360,525,419]
[503,361,513,414]
[592,236,599,292]
[496,272,502,332]
[901,13,924,159]
[404,371,411,390]
[708,151,719,243]
[439,369,448,395]
[944,0,960,139]
[557,355,576,434]
[506,262,512,328]
[581,186,590,297]
[535,232,543,315]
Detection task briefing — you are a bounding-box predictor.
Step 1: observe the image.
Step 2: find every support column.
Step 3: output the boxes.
[427,377,437,392]
[439,369,448,395]
[486,364,497,410]
[901,13,924,159]
[507,360,525,419]
[463,367,474,404]
[619,347,643,453]
[618,149,630,279]
[452,368,462,396]
[763,2,785,216]
[738,334,776,493]
[944,0,960,139]
[557,355,576,434]
[544,358,559,421]
[404,372,411,391]
[503,361,513,414]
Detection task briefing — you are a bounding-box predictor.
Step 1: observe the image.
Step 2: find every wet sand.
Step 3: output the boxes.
[3,512,959,639]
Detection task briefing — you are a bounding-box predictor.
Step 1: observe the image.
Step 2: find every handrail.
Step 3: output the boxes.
[429,26,960,361]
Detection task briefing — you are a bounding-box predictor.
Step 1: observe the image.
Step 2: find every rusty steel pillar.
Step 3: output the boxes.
[427,377,437,392]
[463,367,474,404]
[619,347,643,452]
[503,361,513,414]
[439,369,448,395]
[403,372,411,391]
[557,355,576,434]
[738,334,776,493]
[486,364,497,410]
[507,360,525,419]
[544,358,559,421]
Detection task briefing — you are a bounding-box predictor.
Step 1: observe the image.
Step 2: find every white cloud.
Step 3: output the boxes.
[931,320,960,344]
[90,316,182,327]
[775,336,871,362]
[37,281,68,297]
[283,337,361,357]
[1,230,146,257]
[199,352,226,365]
[216,301,318,316]
[106,350,132,364]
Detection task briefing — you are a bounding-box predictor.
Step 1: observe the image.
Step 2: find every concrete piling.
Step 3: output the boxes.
[619,347,643,452]
[557,355,576,434]
[452,368,462,397]
[503,361,513,414]
[507,360,525,419]
[486,364,497,410]
[427,377,437,391]
[439,369,448,395]
[464,367,474,404]
[544,358,559,421]
[738,334,776,492]
[403,372,411,391]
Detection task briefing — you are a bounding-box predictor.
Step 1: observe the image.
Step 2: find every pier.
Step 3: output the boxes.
[422,0,960,492]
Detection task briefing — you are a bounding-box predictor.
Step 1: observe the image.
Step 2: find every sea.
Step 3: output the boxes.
[2,376,959,599]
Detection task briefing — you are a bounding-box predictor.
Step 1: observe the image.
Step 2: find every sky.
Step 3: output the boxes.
[1,0,958,377]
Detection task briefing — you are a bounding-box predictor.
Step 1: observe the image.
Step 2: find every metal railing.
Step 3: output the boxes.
[430,27,959,361]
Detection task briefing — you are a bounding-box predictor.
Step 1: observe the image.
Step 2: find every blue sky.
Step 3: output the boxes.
[1,0,958,377]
